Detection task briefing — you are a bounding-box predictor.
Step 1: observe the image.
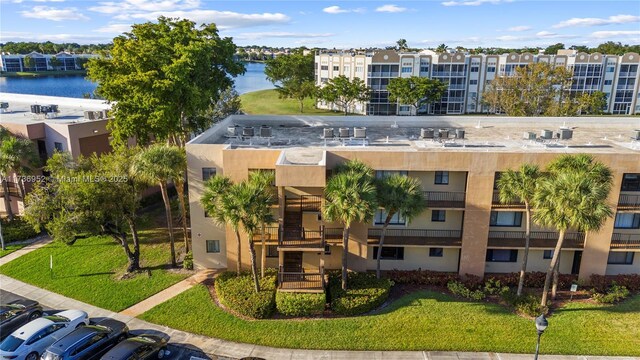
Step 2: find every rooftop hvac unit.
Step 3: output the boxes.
[540,129,553,140]
[30,104,41,114]
[634,129,640,141]
[227,125,239,137]
[420,128,434,139]
[84,110,95,120]
[48,104,58,113]
[439,128,449,139]
[0,102,9,109]
[101,110,108,119]
[354,127,366,139]
[339,127,350,138]
[260,125,272,138]
[323,128,334,139]
[95,110,104,119]
[242,126,254,137]
[524,131,536,140]
[455,128,465,139]
[40,105,52,113]
[559,128,573,140]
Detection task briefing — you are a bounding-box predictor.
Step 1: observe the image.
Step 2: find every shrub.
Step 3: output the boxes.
[1,217,39,242]
[329,272,392,316]
[590,274,640,293]
[501,290,547,317]
[387,269,458,287]
[447,281,485,300]
[276,291,326,317]
[460,274,484,290]
[483,278,510,296]
[487,272,577,289]
[214,271,276,319]
[183,252,193,270]
[591,283,630,304]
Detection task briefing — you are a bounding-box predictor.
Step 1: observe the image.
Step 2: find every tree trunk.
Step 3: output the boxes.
[159,182,177,267]
[17,178,26,200]
[235,229,242,274]
[110,225,139,273]
[376,213,394,279]
[248,231,261,293]
[551,252,561,299]
[299,99,304,113]
[260,222,266,278]
[0,220,5,251]
[342,226,350,290]
[174,178,189,253]
[541,230,565,307]
[517,204,531,296]
[2,179,14,221]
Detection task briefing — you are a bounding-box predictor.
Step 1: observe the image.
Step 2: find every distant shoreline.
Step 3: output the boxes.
[0,70,87,78]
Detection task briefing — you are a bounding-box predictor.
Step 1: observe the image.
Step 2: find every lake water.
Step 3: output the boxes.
[0,62,273,98]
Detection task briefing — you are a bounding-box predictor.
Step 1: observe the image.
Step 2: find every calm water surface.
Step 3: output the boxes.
[0,62,273,98]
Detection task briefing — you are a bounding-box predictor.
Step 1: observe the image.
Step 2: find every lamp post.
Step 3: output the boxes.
[534,314,548,360]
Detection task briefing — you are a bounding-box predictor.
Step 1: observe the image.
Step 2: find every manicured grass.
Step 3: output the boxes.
[0,214,190,312]
[0,244,27,258]
[240,89,343,115]
[140,285,640,356]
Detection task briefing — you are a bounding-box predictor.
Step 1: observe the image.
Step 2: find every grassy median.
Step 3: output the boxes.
[240,89,342,115]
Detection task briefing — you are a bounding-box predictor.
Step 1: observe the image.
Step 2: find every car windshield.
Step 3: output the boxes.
[41,351,63,360]
[0,335,25,352]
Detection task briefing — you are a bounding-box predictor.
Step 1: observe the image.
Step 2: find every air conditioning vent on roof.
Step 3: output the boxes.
[540,129,553,140]
[439,128,449,139]
[634,130,640,141]
[524,131,536,140]
[323,128,334,139]
[354,127,366,139]
[339,127,350,138]
[242,126,254,137]
[30,104,41,114]
[260,125,272,138]
[558,128,573,140]
[455,128,465,139]
[420,128,434,139]
[84,110,95,120]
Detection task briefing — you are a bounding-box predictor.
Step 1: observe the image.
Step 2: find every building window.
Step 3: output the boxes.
[621,174,640,191]
[470,66,479,72]
[266,245,278,258]
[373,246,404,260]
[355,66,364,72]
[614,213,640,229]
[486,249,518,262]
[321,65,328,70]
[607,251,634,265]
[375,170,408,179]
[606,66,615,73]
[543,250,554,259]
[490,211,523,227]
[429,248,443,257]
[206,240,220,253]
[401,67,412,73]
[202,167,216,181]
[434,171,449,185]
[420,66,429,72]
[487,66,496,73]
[431,210,446,222]
[54,142,63,152]
[469,79,478,85]
[375,209,406,225]
[333,66,339,71]
[604,79,613,85]
[324,244,331,255]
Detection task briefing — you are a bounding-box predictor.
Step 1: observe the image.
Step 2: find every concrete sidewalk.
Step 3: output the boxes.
[0,235,52,267]
[0,274,637,360]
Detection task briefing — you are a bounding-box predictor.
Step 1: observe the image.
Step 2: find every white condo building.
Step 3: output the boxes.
[0,51,96,72]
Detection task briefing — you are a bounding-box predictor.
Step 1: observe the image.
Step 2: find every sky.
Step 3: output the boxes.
[1,0,639,48]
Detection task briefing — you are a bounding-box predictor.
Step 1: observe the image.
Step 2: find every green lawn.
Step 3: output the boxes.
[0,244,27,258]
[140,285,640,356]
[0,218,190,312]
[240,89,343,115]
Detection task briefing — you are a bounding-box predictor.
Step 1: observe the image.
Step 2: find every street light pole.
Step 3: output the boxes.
[534,314,548,360]
[534,331,542,360]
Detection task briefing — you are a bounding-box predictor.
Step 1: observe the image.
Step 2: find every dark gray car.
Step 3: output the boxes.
[99,335,168,360]
[0,300,43,340]
[40,318,129,360]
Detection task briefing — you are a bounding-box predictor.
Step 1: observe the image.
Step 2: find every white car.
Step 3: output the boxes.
[0,310,88,360]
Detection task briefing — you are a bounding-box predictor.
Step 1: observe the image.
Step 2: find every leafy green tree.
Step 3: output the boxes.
[533,155,613,306]
[265,50,316,113]
[317,75,370,115]
[387,76,447,115]
[0,128,39,223]
[375,174,425,279]
[210,88,242,121]
[248,170,276,278]
[544,43,565,55]
[435,44,449,53]
[576,91,607,115]
[75,57,88,70]
[131,144,186,267]
[324,160,377,290]
[396,39,408,51]
[497,164,542,296]
[87,16,245,147]
[49,56,61,70]
[22,56,34,70]
[23,151,145,272]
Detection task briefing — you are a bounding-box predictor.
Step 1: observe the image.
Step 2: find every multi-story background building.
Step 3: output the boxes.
[0,51,96,72]
[187,114,640,293]
[315,50,640,116]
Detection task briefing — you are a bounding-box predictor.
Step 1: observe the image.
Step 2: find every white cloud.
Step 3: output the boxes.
[89,0,200,14]
[104,10,290,29]
[235,32,334,40]
[20,6,89,21]
[322,5,365,14]
[441,0,512,7]
[495,31,576,42]
[375,4,407,13]
[0,31,111,44]
[507,25,531,32]
[590,30,640,39]
[93,23,133,33]
[553,14,640,28]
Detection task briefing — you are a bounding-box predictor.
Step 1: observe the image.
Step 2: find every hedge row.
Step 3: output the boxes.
[214,271,276,319]
[590,274,640,293]
[329,272,392,316]
[276,292,326,317]
[0,217,40,243]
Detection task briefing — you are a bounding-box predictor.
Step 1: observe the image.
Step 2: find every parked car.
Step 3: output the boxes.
[0,300,43,341]
[99,335,168,360]
[0,310,89,360]
[40,318,129,360]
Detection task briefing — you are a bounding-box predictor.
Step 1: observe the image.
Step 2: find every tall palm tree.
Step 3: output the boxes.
[0,128,38,223]
[534,156,612,307]
[324,160,377,290]
[131,144,185,267]
[375,174,425,279]
[171,148,190,254]
[497,164,542,296]
[248,170,276,278]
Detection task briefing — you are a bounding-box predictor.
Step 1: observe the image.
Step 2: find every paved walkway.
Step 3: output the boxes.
[0,235,52,266]
[1,275,638,360]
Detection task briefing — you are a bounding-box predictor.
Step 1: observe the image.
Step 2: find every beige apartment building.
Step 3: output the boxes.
[315,50,640,116]
[187,115,640,292]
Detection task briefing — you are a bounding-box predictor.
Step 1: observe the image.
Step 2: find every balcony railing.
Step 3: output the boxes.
[492,191,525,208]
[368,228,462,246]
[324,227,344,242]
[423,191,465,208]
[278,266,325,292]
[285,195,322,212]
[368,72,399,77]
[618,194,640,209]
[252,226,280,243]
[487,231,585,248]
[610,233,640,249]
[279,228,325,249]
[0,182,22,198]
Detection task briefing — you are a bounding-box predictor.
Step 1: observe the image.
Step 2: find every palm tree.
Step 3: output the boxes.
[248,170,276,278]
[375,174,425,279]
[496,164,542,296]
[0,128,38,223]
[171,148,190,254]
[534,155,612,307]
[131,144,185,267]
[323,160,377,290]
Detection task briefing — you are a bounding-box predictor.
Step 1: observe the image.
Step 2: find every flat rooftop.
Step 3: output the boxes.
[0,93,110,125]
[189,115,640,155]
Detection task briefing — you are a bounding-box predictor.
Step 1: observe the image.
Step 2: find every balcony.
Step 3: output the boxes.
[0,182,22,198]
[278,266,325,293]
[368,72,399,77]
[367,228,462,246]
[285,195,322,212]
[492,191,525,209]
[618,194,640,210]
[423,191,465,208]
[280,228,325,251]
[252,226,280,244]
[487,231,585,248]
[610,233,640,249]
[324,227,344,243]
